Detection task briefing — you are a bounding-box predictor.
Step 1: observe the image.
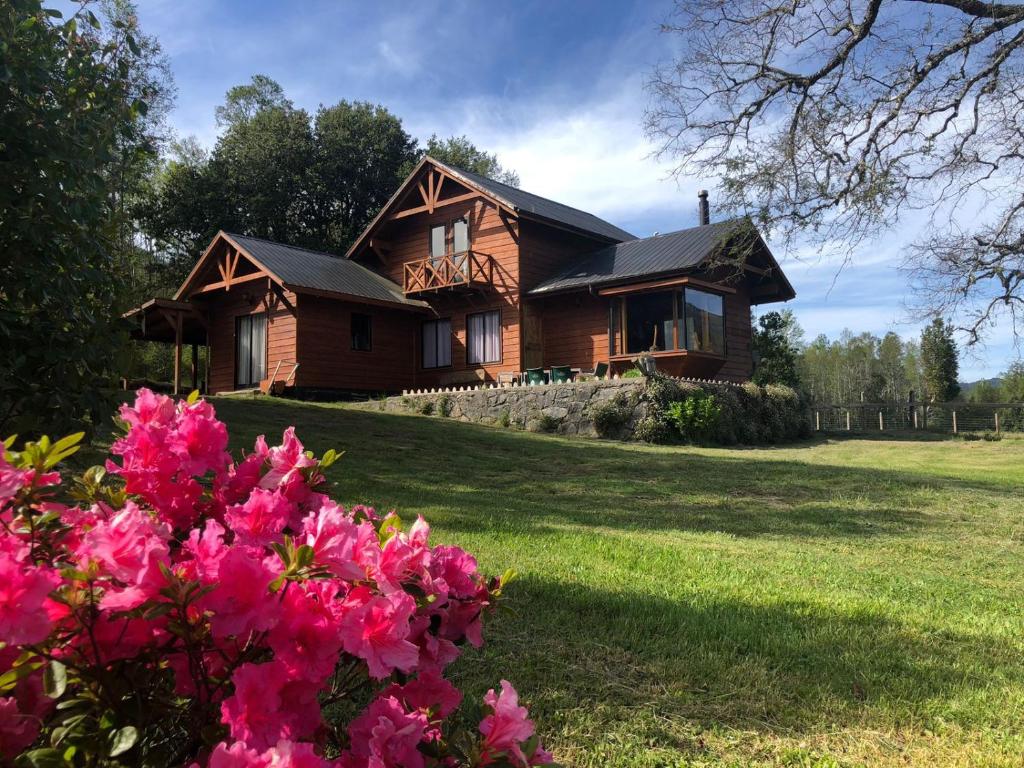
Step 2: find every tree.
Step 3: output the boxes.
[423,134,520,187]
[920,319,961,402]
[313,101,420,249]
[0,0,157,435]
[752,310,803,387]
[215,73,291,127]
[646,0,1024,342]
[878,332,908,403]
[1001,360,1024,401]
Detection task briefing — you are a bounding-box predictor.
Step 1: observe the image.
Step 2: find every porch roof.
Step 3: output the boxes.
[123,298,207,345]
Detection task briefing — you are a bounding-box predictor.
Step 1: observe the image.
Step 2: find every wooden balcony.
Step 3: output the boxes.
[403,251,494,295]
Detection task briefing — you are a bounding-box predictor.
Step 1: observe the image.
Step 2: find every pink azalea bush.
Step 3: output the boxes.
[0,390,554,767]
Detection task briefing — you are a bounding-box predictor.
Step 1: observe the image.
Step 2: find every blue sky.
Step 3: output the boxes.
[134,0,1018,380]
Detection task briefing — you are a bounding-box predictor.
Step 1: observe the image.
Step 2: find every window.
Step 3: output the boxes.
[682,288,725,354]
[453,219,469,253]
[467,310,501,365]
[235,313,267,388]
[608,286,726,356]
[422,318,452,369]
[624,292,675,354]
[351,312,372,352]
[429,225,446,258]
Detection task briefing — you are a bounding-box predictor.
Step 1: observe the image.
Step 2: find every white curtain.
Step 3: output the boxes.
[468,311,500,364]
[236,314,267,387]
[251,313,267,382]
[423,319,451,368]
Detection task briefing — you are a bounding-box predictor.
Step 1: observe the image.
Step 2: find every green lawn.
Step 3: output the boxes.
[210,397,1024,767]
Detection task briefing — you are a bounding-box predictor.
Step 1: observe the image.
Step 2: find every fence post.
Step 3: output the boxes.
[846,410,851,431]
[879,410,884,431]
[913,407,918,429]
[995,411,1000,434]
[815,410,820,431]
[952,410,958,434]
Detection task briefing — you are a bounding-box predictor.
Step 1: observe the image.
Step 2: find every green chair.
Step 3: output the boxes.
[593,362,608,380]
[550,365,572,383]
[526,367,547,385]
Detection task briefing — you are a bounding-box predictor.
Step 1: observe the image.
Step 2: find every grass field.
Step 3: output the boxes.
[203,397,1023,767]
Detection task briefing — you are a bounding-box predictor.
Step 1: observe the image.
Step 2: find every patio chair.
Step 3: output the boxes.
[525,367,547,385]
[579,361,609,381]
[550,365,572,383]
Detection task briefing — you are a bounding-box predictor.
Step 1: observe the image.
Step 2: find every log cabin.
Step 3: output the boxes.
[127,156,795,395]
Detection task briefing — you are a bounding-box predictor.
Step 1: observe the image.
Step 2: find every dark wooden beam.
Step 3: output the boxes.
[389,191,482,220]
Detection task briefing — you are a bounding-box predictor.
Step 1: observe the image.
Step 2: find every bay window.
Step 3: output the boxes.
[609,286,726,356]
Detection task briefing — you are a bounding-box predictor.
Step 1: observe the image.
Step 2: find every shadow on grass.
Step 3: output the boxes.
[456,574,1022,745]
[207,398,1019,541]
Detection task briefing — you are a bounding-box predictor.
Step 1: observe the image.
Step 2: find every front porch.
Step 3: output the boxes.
[123,298,208,395]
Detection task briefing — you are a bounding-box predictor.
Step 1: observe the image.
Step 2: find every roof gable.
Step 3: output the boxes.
[176,232,427,309]
[346,156,634,260]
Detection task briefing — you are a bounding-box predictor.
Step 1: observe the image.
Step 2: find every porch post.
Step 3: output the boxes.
[191,343,199,392]
[173,311,183,396]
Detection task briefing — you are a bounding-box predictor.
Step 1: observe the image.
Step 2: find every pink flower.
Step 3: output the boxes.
[0,541,59,644]
[339,587,419,679]
[225,488,294,546]
[260,428,317,499]
[181,519,228,581]
[372,517,431,594]
[203,547,278,639]
[479,681,546,767]
[172,398,230,476]
[301,501,377,582]
[342,695,429,768]
[0,453,31,520]
[263,740,332,768]
[428,545,481,600]
[118,388,177,429]
[406,615,460,673]
[268,581,343,683]
[385,669,462,720]
[221,662,321,751]
[77,501,171,610]
[0,696,40,761]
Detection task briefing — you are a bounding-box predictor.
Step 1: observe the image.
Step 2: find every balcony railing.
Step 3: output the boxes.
[403,251,494,295]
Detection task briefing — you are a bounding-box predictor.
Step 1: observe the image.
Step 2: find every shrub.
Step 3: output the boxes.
[0,390,554,767]
[621,367,644,379]
[418,398,435,416]
[667,391,722,443]
[532,414,560,433]
[438,393,454,417]
[632,414,674,444]
[499,408,512,428]
[590,392,634,438]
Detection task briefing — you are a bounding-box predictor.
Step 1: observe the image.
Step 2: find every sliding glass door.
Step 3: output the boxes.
[235,313,267,388]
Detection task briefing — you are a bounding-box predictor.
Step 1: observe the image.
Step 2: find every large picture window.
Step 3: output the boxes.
[682,289,725,353]
[467,310,501,365]
[422,318,452,369]
[609,286,726,356]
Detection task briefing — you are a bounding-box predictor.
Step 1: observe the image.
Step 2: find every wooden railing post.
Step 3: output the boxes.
[879,410,883,431]
[952,410,958,434]
[846,410,851,431]
[995,411,1000,433]
[815,410,820,431]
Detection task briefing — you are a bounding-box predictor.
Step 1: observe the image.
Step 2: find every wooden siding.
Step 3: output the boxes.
[294,295,417,392]
[194,280,298,394]
[356,196,522,386]
[518,219,611,293]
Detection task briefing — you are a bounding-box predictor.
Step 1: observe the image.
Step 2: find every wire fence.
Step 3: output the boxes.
[810,402,1024,435]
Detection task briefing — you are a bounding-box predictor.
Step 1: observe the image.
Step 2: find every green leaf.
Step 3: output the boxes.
[42,660,66,698]
[187,389,201,404]
[108,726,138,757]
[18,747,66,767]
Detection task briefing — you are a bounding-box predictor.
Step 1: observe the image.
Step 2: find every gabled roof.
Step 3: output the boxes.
[177,232,428,309]
[528,219,795,303]
[448,165,636,242]
[346,156,634,259]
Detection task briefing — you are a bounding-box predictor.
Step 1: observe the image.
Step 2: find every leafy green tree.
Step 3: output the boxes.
[967,380,1002,404]
[215,73,291,128]
[1001,361,1024,401]
[752,310,802,388]
[920,319,960,402]
[422,134,520,187]
[313,101,420,249]
[0,0,155,435]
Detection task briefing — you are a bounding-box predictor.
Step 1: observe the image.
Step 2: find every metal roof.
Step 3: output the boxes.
[529,219,745,295]
[225,233,427,308]
[448,164,636,242]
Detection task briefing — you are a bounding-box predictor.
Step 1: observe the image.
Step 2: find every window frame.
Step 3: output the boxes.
[421,317,452,370]
[350,312,372,352]
[466,309,502,366]
[608,286,727,357]
[426,218,472,256]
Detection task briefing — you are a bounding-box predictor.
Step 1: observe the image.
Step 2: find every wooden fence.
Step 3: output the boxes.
[811,402,1024,434]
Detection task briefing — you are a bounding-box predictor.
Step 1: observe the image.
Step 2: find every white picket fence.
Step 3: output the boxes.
[400,375,739,397]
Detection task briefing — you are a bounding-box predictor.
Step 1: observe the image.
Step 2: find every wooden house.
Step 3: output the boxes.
[127,157,795,395]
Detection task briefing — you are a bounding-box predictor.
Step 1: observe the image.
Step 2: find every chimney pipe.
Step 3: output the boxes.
[698,189,710,226]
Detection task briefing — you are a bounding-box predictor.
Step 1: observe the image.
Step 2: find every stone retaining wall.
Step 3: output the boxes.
[371,379,649,437]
